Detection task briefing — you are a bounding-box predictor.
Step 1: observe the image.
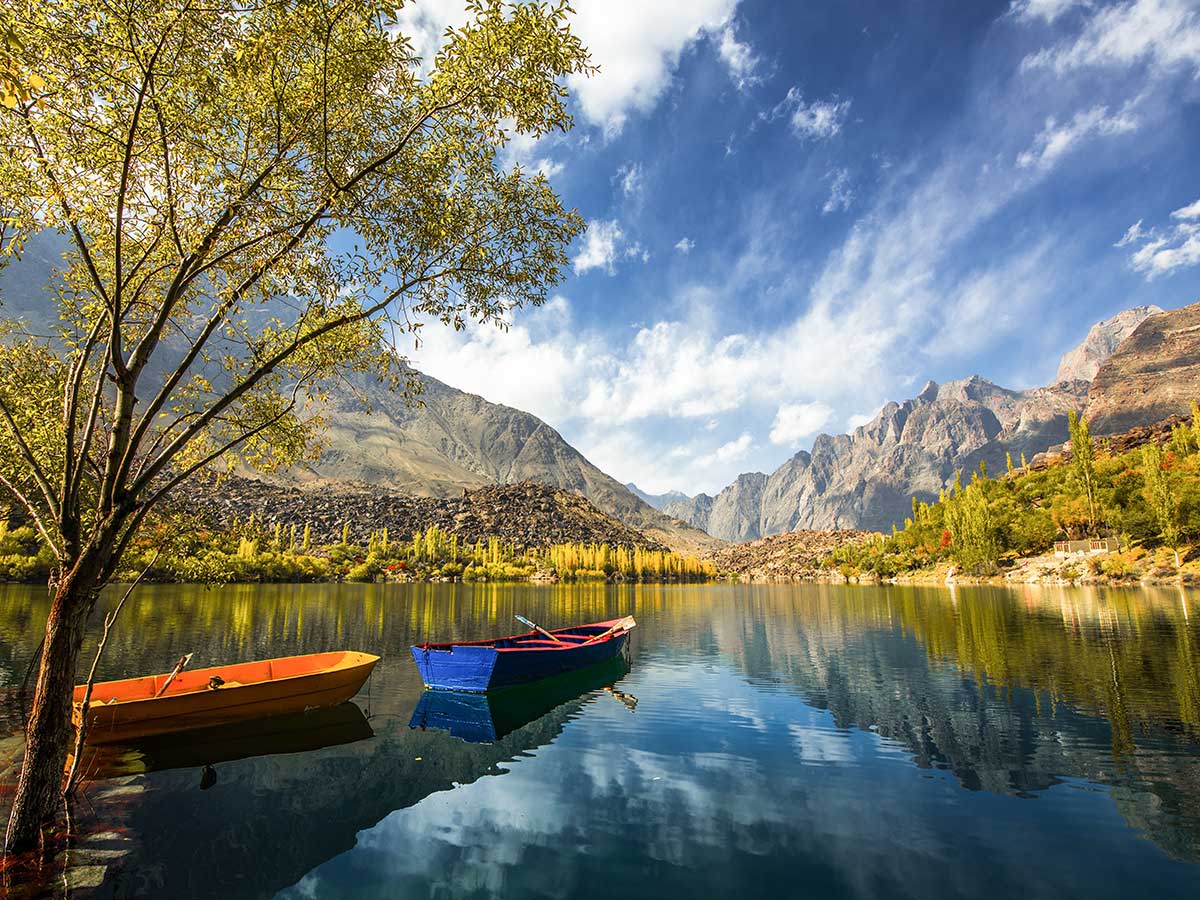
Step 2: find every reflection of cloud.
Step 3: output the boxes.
[788,722,858,765]
[275,588,1200,898]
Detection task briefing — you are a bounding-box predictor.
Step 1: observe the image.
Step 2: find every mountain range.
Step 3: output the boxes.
[652,302,1199,540]
[2,234,1196,549]
[0,234,717,553]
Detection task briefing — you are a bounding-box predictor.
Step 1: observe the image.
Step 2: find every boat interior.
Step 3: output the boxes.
[74,651,360,704]
[417,621,623,652]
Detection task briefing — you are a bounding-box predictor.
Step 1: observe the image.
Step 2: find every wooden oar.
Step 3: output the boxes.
[155,653,193,698]
[514,614,565,644]
[581,615,637,645]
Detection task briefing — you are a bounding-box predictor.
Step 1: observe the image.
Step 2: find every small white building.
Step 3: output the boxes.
[1053,538,1118,557]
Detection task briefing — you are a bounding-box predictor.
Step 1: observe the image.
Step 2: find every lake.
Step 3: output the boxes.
[1,582,1199,899]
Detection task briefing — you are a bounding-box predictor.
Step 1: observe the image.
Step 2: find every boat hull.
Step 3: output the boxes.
[410,656,631,742]
[410,619,630,692]
[74,651,379,744]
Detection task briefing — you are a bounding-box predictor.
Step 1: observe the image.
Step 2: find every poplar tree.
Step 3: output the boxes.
[1068,411,1098,535]
[1142,443,1181,567]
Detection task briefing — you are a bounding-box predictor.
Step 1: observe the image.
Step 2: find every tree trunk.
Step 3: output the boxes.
[4,568,99,854]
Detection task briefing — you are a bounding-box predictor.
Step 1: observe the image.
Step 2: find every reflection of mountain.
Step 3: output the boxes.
[693,584,1200,861]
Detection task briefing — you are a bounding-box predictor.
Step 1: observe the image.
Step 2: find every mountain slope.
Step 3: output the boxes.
[1085,300,1200,435]
[625,483,690,510]
[674,472,768,542]
[178,475,669,549]
[757,377,1089,533]
[1055,305,1162,383]
[288,371,720,553]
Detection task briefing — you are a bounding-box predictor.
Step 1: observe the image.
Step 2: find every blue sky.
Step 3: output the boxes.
[403,0,1200,496]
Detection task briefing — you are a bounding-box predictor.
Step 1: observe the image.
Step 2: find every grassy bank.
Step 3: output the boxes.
[0,521,716,585]
[825,408,1200,585]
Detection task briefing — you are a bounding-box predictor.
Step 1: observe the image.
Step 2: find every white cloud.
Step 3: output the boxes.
[716,21,762,89]
[1016,104,1139,170]
[822,168,854,214]
[1127,226,1200,276]
[675,237,696,254]
[531,158,565,178]
[1171,196,1200,220]
[1115,218,1145,246]
[1008,0,1091,24]
[1022,0,1200,77]
[623,241,651,264]
[769,402,833,445]
[390,1,473,76]
[493,120,568,179]
[616,162,644,199]
[407,297,601,426]
[1131,227,1200,275]
[925,242,1055,357]
[393,1,747,138]
[573,220,625,275]
[771,88,852,140]
[1115,197,1200,277]
[696,432,754,467]
[564,0,742,136]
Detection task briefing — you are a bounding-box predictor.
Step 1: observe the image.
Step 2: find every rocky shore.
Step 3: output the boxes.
[703,529,875,581]
[172,476,668,551]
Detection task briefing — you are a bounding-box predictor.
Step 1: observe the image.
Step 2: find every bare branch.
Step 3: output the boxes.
[0,471,62,558]
[0,395,61,520]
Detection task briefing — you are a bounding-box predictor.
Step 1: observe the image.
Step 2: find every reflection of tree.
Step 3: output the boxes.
[693,583,1200,861]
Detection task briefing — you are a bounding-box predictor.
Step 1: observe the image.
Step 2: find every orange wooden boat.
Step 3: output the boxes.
[73,651,380,744]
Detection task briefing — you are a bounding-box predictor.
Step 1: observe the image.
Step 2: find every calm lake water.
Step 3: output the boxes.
[2,582,1199,899]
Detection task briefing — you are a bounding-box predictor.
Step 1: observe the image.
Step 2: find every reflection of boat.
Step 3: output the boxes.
[409,656,633,743]
[75,650,379,743]
[410,617,634,691]
[81,701,375,779]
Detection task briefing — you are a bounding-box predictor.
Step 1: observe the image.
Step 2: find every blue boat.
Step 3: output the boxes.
[409,656,633,743]
[410,616,635,692]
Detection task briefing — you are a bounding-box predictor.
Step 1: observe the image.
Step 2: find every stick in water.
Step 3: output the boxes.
[514,614,565,644]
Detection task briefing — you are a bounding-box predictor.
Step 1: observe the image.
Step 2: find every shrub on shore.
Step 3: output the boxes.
[827,408,1200,580]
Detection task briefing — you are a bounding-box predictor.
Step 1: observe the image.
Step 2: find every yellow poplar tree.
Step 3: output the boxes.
[0,0,590,851]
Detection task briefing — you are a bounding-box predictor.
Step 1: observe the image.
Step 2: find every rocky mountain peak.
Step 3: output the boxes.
[624,483,691,510]
[1055,304,1162,383]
